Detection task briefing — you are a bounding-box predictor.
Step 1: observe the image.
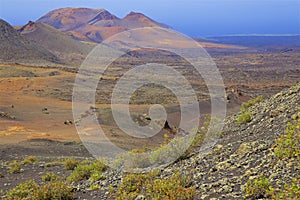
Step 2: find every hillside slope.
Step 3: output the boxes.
[18,21,94,65]
[0,19,61,65]
[166,83,300,199]
[89,83,300,199]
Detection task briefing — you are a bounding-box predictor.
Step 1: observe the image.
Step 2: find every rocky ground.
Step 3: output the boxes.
[82,82,299,199]
[0,83,299,199]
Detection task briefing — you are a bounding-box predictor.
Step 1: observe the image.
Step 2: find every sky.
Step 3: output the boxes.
[0,0,299,36]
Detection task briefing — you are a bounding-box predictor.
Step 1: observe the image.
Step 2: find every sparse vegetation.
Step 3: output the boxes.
[38,180,74,200]
[269,178,300,199]
[0,172,3,178]
[241,96,264,110]
[63,158,79,170]
[244,112,300,199]
[115,170,195,200]
[236,110,252,124]
[89,184,101,191]
[178,127,205,160]
[4,179,73,200]
[273,111,300,159]
[236,96,263,125]
[5,180,40,200]
[8,160,21,174]
[42,172,60,182]
[21,156,38,165]
[45,160,63,167]
[245,175,271,199]
[113,124,208,169]
[245,176,300,200]
[89,171,104,182]
[67,160,107,183]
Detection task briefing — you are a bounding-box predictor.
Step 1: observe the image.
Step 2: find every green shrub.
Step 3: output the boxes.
[4,179,73,200]
[245,175,271,199]
[63,158,79,170]
[273,112,300,159]
[0,172,3,178]
[242,96,263,110]
[8,160,21,174]
[36,180,73,200]
[67,160,106,183]
[148,173,196,200]
[5,180,39,200]
[89,184,101,191]
[236,110,252,124]
[42,172,59,182]
[67,164,91,183]
[115,171,195,200]
[269,178,300,199]
[236,96,263,125]
[116,170,159,198]
[89,171,103,182]
[245,176,300,200]
[21,156,38,165]
[45,160,63,167]
[244,113,300,200]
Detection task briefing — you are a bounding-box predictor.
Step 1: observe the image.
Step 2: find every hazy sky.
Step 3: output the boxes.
[0,0,299,36]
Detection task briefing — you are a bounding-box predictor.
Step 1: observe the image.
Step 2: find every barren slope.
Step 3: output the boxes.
[18,21,94,65]
[0,19,61,65]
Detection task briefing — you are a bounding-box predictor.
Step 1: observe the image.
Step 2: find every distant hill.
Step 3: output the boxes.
[0,19,62,65]
[18,21,94,65]
[37,8,169,42]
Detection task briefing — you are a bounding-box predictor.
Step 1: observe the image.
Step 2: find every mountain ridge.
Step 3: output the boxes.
[37,7,168,42]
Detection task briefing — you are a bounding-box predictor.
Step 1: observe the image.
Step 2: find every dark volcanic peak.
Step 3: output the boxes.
[0,19,61,65]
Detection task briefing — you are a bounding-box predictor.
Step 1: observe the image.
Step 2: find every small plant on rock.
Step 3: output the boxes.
[115,170,195,200]
[8,160,21,174]
[241,96,263,110]
[67,160,107,183]
[269,178,300,199]
[245,175,271,199]
[63,158,79,170]
[236,110,252,124]
[42,172,60,182]
[273,111,300,159]
[4,179,74,200]
[236,96,263,125]
[21,156,38,165]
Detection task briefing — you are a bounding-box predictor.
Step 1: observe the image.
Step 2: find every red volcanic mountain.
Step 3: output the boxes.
[37,8,168,43]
